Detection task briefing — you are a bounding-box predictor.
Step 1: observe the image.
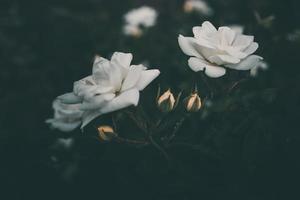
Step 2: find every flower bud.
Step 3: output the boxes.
[97,126,117,141]
[157,89,175,113]
[185,93,201,112]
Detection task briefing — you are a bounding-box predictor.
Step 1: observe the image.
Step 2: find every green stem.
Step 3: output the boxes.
[165,114,189,145]
[227,78,247,94]
[200,72,214,98]
[124,110,148,134]
[167,142,222,159]
[148,135,170,163]
[113,136,149,146]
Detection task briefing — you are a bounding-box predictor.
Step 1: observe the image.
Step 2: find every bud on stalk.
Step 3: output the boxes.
[185,92,201,112]
[157,89,175,113]
[97,126,117,141]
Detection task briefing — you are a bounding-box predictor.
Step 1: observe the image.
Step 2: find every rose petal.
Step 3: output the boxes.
[80,93,115,110]
[192,39,220,59]
[46,119,81,132]
[192,26,203,38]
[58,92,82,104]
[53,103,82,118]
[92,58,113,86]
[108,63,123,91]
[243,42,259,55]
[93,57,123,92]
[192,24,218,47]
[178,35,203,58]
[226,55,263,70]
[233,35,254,50]
[100,89,140,114]
[225,47,248,59]
[136,69,160,90]
[111,52,133,68]
[188,57,226,77]
[121,65,145,92]
[208,54,240,65]
[193,22,217,39]
[204,65,226,78]
[201,21,217,33]
[218,27,236,45]
[81,89,140,129]
[74,76,113,99]
[111,52,133,78]
[81,110,102,129]
[188,57,206,72]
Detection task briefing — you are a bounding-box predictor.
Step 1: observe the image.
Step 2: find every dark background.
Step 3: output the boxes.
[1,0,300,199]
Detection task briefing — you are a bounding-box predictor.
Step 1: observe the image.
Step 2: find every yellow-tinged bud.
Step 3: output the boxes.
[157,89,176,113]
[97,126,117,141]
[186,93,202,112]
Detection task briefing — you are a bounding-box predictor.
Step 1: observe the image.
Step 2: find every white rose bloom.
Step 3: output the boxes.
[58,52,160,128]
[250,60,269,77]
[178,21,263,78]
[46,99,83,132]
[123,6,158,36]
[183,0,213,16]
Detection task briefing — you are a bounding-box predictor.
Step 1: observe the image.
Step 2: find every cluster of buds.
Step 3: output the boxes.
[97,126,117,142]
[157,88,202,113]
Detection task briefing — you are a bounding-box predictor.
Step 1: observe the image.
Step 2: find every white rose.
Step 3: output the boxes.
[178,21,263,78]
[123,6,158,36]
[46,99,83,132]
[58,52,160,128]
[124,6,157,28]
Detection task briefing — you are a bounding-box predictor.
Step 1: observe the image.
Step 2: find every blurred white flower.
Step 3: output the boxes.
[250,60,269,77]
[123,6,158,37]
[254,11,275,29]
[178,21,263,78]
[46,99,83,132]
[286,29,300,42]
[183,0,213,16]
[124,6,157,27]
[58,52,160,128]
[56,138,74,149]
